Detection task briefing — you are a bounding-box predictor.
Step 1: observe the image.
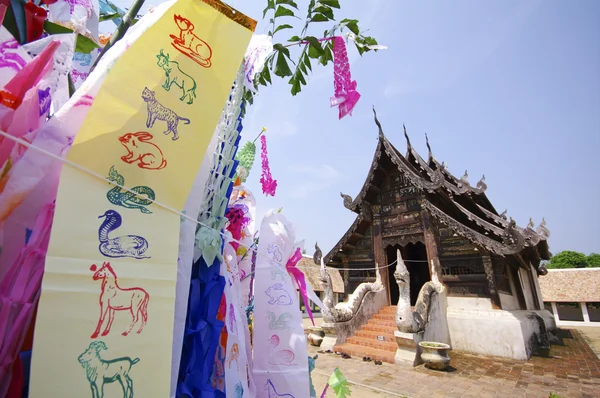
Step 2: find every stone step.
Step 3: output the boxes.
[372,312,396,321]
[346,336,398,351]
[333,343,396,364]
[347,334,397,350]
[362,323,395,334]
[364,319,396,328]
[354,329,395,342]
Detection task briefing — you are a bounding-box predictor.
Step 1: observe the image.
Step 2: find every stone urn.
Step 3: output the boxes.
[307,326,325,347]
[418,341,451,370]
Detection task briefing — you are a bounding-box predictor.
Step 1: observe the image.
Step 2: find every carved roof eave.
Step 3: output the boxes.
[341,125,385,214]
[475,203,551,244]
[422,200,526,257]
[324,214,368,264]
[420,153,488,196]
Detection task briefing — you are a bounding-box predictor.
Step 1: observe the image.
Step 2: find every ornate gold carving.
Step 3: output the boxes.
[201,0,257,31]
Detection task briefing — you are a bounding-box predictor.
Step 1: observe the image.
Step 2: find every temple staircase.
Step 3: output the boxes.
[333,305,399,364]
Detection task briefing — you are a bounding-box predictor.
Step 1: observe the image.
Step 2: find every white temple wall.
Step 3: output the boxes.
[447,308,554,360]
[499,293,519,310]
[446,296,493,310]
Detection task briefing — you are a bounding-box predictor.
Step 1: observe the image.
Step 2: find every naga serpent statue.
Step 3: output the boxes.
[394,249,437,334]
[315,243,383,323]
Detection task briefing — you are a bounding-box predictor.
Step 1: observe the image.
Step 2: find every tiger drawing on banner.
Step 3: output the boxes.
[141,87,190,141]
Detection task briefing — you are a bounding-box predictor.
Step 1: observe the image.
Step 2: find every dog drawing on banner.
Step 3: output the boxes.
[169,14,213,67]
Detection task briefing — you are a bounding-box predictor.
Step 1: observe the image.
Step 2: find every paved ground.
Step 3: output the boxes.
[308,328,600,398]
[573,326,600,358]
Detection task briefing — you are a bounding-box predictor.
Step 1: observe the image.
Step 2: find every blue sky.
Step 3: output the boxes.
[113,0,600,256]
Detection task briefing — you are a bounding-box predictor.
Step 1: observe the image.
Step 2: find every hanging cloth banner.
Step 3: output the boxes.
[252,210,309,398]
[29,1,255,397]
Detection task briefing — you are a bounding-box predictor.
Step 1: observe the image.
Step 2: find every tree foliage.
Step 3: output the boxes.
[587,253,600,267]
[547,250,589,269]
[243,0,380,109]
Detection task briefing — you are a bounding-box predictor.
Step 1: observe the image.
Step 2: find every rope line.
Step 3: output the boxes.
[0,130,483,273]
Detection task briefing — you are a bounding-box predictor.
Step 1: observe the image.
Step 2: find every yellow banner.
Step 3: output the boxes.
[29,1,255,397]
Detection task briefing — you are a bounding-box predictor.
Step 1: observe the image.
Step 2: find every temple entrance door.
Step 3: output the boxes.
[386,242,430,306]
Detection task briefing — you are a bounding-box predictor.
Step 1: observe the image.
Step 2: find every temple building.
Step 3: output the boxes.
[323,110,555,361]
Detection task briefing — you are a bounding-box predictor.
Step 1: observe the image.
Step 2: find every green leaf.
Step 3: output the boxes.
[290,77,302,96]
[263,0,275,19]
[289,35,301,42]
[272,43,291,58]
[308,44,323,59]
[310,13,330,23]
[99,13,121,22]
[262,66,272,84]
[320,0,340,8]
[43,21,100,54]
[304,55,312,71]
[273,24,293,35]
[276,0,298,9]
[313,6,334,19]
[273,51,293,77]
[274,6,295,18]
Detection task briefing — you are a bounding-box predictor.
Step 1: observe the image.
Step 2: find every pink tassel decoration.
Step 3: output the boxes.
[259,135,277,196]
[330,36,361,119]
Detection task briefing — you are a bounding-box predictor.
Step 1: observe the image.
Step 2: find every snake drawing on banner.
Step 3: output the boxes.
[156,49,197,105]
[264,379,295,398]
[270,266,287,281]
[226,343,239,370]
[268,334,296,366]
[38,87,51,117]
[98,209,150,259]
[107,166,156,214]
[142,87,190,141]
[169,15,213,67]
[0,39,27,72]
[265,283,293,305]
[267,310,292,331]
[78,341,139,398]
[89,262,150,338]
[119,132,167,170]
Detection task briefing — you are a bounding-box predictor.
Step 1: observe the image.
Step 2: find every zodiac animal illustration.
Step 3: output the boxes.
[78,341,139,398]
[270,265,287,281]
[234,382,244,398]
[156,49,197,104]
[267,244,283,263]
[228,304,238,334]
[119,132,167,170]
[268,335,296,366]
[98,209,150,259]
[264,379,295,398]
[0,39,27,72]
[169,14,213,67]
[265,283,293,305]
[65,0,93,18]
[90,262,149,338]
[73,52,92,66]
[106,166,155,214]
[141,87,190,141]
[267,310,293,330]
[71,69,89,83]
[226,343,240,370]
[38,87,51,117]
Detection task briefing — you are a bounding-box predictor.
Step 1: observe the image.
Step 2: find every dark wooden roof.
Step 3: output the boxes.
[326,108,551,266]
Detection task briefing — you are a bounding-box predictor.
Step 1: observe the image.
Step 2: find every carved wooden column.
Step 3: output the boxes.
[371,205,390,305]
[420,209,442,283]
[482,255,501,309]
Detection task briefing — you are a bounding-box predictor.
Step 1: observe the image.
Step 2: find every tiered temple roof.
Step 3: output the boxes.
[325,109,551,270]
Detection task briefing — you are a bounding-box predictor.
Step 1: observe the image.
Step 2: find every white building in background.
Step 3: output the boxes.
[539,268,600,327]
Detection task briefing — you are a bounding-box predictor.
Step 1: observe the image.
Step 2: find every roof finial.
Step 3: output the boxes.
[425,132,432,159]
[372,106,384,138]
[403,123,412,150]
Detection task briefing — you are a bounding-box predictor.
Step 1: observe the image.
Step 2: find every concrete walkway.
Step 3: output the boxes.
[308,328,600,398]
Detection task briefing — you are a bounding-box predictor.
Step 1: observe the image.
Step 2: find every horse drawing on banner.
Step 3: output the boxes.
[89,262,149,338]
[264,379,294,398]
